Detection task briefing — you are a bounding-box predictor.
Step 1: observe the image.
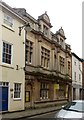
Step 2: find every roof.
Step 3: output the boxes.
[13,8,38,23]
[0,1,27,23]
[72,52,82,62]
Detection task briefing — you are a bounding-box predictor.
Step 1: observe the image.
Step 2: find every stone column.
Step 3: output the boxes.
[37,36,42,66]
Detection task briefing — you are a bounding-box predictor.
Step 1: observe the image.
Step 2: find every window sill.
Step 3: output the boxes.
[13,98,22,101]
[0,63,14,69]
[25,62,32,65]
[2,24,15,32]
[42,67,50,71]
[40,97,49,101]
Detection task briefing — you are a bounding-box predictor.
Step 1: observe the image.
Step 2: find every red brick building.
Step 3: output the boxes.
[82,60,84,100]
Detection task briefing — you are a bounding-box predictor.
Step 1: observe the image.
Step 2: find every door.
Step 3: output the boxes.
[0,87,2,111]
[0,87,8,111]
[73,88,76,100]
[79,89,82,100]
[25,84,32,108]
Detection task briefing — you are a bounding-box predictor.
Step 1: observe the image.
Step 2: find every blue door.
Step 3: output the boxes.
[0,87,8,111]
[0,87,2,111]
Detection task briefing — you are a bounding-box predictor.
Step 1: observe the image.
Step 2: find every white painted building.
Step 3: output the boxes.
[0,1,26,112]
[72,53,82,100]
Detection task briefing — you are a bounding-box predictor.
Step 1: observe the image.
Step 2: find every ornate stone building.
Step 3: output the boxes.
[14,9,72,108]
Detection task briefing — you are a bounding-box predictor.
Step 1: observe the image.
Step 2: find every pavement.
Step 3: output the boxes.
[1,105,62,120]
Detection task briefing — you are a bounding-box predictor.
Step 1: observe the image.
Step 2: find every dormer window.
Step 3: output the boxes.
[43,25,48,36]
[60,38,63,47]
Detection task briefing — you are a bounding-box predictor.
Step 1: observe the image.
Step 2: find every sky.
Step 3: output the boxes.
[3,0,83,58]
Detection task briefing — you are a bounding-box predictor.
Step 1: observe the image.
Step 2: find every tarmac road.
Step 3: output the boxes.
[19,111,58,119]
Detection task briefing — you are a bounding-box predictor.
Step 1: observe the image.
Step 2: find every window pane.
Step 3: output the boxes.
[40,83,49,99]
[4,13,13,27]
[41,47,50,68]
[25,40,33,64]
[2,42,12,64]
[14,83,21,98]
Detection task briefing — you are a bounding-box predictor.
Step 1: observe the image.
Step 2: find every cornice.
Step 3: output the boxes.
[56,32,66,39]
[1,1,27,23]
[31,29,71,56]
[39,18,52,28]
[25,71,72,83]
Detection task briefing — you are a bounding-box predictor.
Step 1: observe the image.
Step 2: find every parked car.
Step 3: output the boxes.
[55,100,84,119]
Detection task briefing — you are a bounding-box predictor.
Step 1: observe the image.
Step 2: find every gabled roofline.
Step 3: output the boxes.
[13,8,38,24]
[72,52,82,62]
[0,1,27,23]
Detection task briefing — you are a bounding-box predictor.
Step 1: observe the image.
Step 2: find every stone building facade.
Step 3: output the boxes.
[14,9,72,108]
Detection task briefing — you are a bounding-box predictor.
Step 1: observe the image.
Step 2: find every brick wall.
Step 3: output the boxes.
[82,62,84,100]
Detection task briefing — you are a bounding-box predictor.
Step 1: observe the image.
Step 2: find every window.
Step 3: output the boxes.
[79,74,81,81]
[40,83,49,100]
[14,83,21,99]
[0,82,9,86]
[54,54,57,69]
[41,47,50,68]
[43,25,48,36]
[68,61,71,75]
[74,72,76,81]
[63,101,84,112]
[79,63,81,70]
[74,61,76,66]
[2,42,12,64]
[25,40,33,64]
[4,13,13,27]
[60,38,63,48]
[59,56,65,73]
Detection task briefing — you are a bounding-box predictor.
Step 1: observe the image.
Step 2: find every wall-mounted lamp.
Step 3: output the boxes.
[18,22,32,71]
[19,23,31,36]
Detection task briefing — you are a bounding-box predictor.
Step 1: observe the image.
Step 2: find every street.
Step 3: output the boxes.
[19,111,57,119]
